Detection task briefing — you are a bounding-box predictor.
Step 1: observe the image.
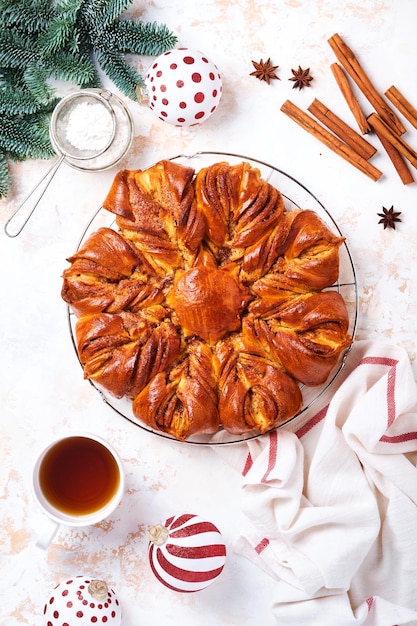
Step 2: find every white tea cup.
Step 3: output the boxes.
[32,433,124,548]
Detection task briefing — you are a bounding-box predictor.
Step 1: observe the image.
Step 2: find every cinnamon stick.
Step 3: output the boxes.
[330,63,371,135]
[307,97,376,159]
[328,34,406,135]
[385,85,417,130]
[280,100,382,181]
[373,128,414,185]
[367,112,417,169]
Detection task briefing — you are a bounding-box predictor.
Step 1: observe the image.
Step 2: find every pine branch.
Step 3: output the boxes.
[0,0,178,197]
[0,30,39,69]
[0,90,40,115]
[104,21,178,56]
[0,114,55,160]
[0,0,53,35]
[46,50,100,87]
[0,67,26,89]
[38,18,74,54]
[96,49,141,100]
[83,0,133,28]
[39,0,83,54]
[0,151,10,199]
[0,1,177,100]
[23,64,54,104]
[0,86,58,115]
[55,0,84,15]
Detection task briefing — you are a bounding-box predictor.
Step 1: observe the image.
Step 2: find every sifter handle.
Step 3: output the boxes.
[4,154,65,238]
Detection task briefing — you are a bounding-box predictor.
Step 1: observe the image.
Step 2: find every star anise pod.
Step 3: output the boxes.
[377,206,402,230]
[289,65,313,90]
[250,58,280,84]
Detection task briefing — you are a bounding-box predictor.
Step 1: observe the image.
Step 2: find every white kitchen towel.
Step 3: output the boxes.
[216,340,417,625]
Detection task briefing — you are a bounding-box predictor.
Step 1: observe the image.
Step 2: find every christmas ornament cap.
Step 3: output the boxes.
[43,576,121,625]
[148,513,227,592]
[144,48,223,126]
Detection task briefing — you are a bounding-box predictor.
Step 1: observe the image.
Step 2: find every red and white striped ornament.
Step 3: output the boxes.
[148,513,227,592]
[43,576,121,625]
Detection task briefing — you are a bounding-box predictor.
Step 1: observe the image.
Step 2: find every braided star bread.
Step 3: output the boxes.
[62,160,352,441]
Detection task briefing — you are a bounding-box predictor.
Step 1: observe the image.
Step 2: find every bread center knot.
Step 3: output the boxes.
[166,265,250,344]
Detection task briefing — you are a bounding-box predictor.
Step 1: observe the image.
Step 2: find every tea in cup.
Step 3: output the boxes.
[33,433,124,547]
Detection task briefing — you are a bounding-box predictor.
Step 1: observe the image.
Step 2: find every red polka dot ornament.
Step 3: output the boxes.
[142,48,223,126]
[148,513,227,592]
[43,576,121,625]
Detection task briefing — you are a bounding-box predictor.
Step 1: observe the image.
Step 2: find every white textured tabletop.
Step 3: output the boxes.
[1,1,417,624]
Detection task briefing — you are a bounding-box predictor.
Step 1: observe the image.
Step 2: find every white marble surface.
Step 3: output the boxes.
[1,1,417,624]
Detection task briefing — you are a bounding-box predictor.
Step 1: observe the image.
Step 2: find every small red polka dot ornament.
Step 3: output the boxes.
[143,48,223,126]
[43,576,121,625]
[148,513,227,592]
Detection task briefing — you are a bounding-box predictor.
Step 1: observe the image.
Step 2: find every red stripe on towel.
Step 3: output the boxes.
[261,430,278,483]
[386,365,397,428]
[242,452,253,477]
[359,355,399,431]
[296,405,328,439]
[255,538,270,554]
[358,356,398,368]
[380,431,417,443]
